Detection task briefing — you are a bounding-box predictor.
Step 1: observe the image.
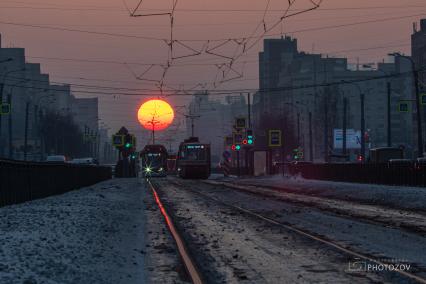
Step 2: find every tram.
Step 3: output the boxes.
[140,144,168,177]
[177,137,211,179]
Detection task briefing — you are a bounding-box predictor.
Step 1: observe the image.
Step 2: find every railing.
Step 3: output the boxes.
[0,159,112,207]
[288,162,426,187]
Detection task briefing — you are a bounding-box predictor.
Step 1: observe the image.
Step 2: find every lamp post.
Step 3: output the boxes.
[7,78,31,159]
[389,53,423,157]
[284,101,313,161]
[341,81,369,161]
[0,68,25,157]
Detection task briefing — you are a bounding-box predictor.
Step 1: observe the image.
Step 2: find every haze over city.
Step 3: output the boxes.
[1,1,426,283]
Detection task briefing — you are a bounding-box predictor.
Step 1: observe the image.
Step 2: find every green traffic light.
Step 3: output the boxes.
[248,139,253,145]
[236,145,241,150]
[125,143,132,148]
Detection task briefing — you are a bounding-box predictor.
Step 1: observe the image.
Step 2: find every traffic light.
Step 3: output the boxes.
[242,139,248,145]
[357,154,364,162]
[231,144,241,151]
[246,129,254,145]
[124,134,133,149]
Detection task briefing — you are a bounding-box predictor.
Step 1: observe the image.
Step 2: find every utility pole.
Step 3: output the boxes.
[309,112,313,162]
[184,114,201,137]
[324,94,329,162]
[360,93,366,160]
[8,94,12,159]
[389,53,423,157]
[343,97,347,157]
[24,101,29,161]
[387,82,392,147]
[297,113,300,147]
[0,83,4,158]
[414,70,423,157]
[247,93,251,128]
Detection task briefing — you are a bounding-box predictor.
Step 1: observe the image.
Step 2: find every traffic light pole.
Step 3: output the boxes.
[236,150,240,177]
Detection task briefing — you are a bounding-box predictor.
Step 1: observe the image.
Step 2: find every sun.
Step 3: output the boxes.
[137,99,174,131]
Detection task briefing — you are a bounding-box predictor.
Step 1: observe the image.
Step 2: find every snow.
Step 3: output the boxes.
[217,174,426,211]
[155,178,394,283]
[162,177,426,283]
[0,178,182,284]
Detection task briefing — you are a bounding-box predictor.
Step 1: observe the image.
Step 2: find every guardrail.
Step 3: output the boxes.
[287,163,426,187]
[0,159,112,207]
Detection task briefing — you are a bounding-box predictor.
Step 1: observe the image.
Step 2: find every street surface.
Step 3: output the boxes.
[0,179,184,284]
[0,176,425,283]
[152,176,426,283]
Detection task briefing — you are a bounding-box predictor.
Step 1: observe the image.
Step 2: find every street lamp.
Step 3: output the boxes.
[7,78,31,159]
[0,67,25,157]
[283,101,314,161]
[341,81,369,161]
[388,52,423,157]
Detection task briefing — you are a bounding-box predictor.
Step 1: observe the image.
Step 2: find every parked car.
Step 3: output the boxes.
[69,157,98,165]
[45,155,67,163]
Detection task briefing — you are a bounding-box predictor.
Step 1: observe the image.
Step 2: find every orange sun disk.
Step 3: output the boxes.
[137,99,174,131]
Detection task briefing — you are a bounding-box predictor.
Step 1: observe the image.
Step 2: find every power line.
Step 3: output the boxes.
[3,67,422,97]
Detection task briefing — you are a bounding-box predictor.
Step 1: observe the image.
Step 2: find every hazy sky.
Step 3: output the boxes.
[1,0,425,145]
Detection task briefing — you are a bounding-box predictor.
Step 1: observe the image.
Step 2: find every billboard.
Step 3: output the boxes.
[333,129,361,149]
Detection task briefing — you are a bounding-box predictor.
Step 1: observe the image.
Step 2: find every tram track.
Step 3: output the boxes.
[146,178,204,284]
[155,177,426,284]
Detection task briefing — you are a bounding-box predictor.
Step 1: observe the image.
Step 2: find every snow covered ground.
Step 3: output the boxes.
[0,178,184,284]
[211,174,426,211]
[159,177,426,283]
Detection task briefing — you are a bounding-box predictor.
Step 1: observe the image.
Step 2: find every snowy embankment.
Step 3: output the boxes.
[227,175,426,211]
[0,178,182,284]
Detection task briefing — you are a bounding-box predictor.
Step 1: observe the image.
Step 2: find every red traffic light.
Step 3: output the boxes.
[242,139,248,145]
[231,145,236,151]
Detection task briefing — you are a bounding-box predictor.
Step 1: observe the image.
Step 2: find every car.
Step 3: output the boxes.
[69,158,98,165]
[45,155,67,163]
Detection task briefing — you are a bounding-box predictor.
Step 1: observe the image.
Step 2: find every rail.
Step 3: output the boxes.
[147,179,204,284]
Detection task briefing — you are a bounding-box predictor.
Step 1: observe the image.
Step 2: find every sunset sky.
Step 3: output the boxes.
[1,0,425,144]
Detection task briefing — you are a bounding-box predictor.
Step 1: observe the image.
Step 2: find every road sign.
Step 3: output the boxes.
[235,117,246,129]
[112,134,125,147]
[398,102,409,113]
[268,130,282,147]
[0,103,10,115]
[421,94,426,106]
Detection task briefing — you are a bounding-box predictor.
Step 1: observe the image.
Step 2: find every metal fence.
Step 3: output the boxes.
[0,159,112,207]
[288,163,426,187]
